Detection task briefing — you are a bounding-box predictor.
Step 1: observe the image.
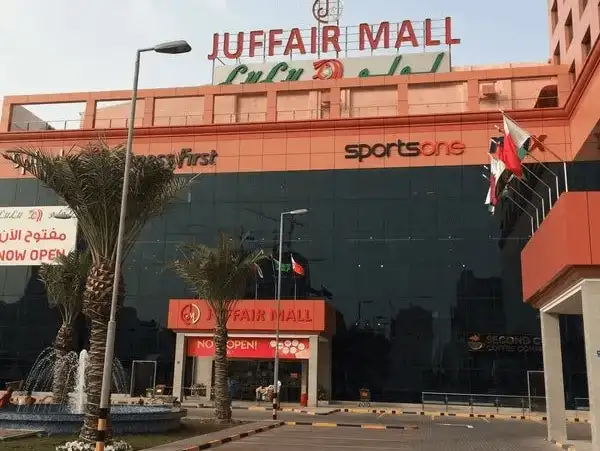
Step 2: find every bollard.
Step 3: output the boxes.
[95,407,109,451]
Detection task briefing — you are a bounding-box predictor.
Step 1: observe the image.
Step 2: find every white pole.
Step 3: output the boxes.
[273,212,285,420]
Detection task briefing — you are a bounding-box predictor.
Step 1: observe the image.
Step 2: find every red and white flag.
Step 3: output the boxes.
[291,255,305,276]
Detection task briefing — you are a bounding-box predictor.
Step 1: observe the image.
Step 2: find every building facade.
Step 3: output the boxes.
[1,3,600,407]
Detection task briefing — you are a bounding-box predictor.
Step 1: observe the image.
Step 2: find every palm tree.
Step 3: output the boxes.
[171,234,266,422]
[3,141,187,442]
[39,249,92,405]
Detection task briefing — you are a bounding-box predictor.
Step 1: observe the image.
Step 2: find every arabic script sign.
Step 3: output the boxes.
[0,206,78,266]
[215,53,449,85]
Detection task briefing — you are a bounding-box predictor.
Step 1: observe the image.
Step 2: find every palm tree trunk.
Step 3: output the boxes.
[52,322,74,405]
[213,322,231,422]
[79,262,121,443]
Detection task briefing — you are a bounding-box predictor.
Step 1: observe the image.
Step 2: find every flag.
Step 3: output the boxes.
[492,127,523,179]
[485,155,512,214]
[291,255,305,276]
[503,114,532,160]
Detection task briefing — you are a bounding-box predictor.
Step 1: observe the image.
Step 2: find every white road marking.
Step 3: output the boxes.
[481,417,490,423]
[440,423,474,429]
[377,412,387,419]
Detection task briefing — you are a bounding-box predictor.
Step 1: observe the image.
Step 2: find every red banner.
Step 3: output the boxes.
[187,337,311,360]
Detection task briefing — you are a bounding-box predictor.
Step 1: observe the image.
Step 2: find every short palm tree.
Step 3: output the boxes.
[171,234,266,422]
[39,249,92,405]
[3,141,187,443]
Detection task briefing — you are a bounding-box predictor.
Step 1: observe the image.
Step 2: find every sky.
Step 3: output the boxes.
[0,0,550,120]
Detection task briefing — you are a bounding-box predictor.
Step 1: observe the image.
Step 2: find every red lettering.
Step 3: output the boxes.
[256,309,266,321]
[420,141,436,156]
[248,30,264,57]
[424,19,440,46]
[208,33,219,60]
[232,309,242,321]
[322,25,341,53]
[241,309,251,322]
[223,32,244,59]
[395,20,419,48]
[286,310,296,322]
[284,28,307,55]
[450,141,465,155]
[310,27,318,54]
[359,22,390,51]
[0,249,27,261]
[268,29,283,56]
[444,17,461,45]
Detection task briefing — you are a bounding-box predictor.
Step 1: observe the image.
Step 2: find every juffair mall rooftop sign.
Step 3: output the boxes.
[207,0,460,62]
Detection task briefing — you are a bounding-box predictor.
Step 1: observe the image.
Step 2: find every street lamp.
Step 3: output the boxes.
[273,208,308,420]
[96,40,191,451]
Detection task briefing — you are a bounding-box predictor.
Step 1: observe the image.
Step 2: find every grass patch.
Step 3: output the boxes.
[1,421,231,451]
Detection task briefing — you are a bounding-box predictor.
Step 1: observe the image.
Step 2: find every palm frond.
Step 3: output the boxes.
[3,141,188,266]
[171,233,268,322]
[39,249,92,324]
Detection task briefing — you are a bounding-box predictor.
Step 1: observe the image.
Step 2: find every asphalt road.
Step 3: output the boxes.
[185,408,592,449]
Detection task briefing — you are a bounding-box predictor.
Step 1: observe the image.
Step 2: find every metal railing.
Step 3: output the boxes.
[7,91,560,132]
[421,391,547,414]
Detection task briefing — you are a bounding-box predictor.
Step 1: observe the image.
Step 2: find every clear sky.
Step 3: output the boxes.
[0,0,549,103]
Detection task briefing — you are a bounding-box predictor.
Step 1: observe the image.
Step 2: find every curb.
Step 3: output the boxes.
[550,439,576,450]
[177,421,284,450]
[183,404,340,415]
[0,430,44,442]
[285,421,419,430]
[339,408,589,423]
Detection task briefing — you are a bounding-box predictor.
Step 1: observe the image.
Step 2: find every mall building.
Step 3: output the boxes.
[0,0,600,443]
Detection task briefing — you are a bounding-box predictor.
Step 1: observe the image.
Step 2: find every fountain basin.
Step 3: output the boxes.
[0,405,187,435]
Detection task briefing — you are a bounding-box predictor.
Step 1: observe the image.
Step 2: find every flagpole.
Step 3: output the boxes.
[482,172,536,235]
[514,177,546,219]
[507,184,540,228]
[526,153,562,201]
[521,164,554,211]
[504,195,536,236]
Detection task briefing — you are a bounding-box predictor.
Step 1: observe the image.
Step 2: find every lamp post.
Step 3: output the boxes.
[95,40,191,451]
[273,208,308,420]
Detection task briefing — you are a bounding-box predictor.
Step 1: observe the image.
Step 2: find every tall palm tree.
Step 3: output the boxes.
[3,141,187,443]
[39,249,92,405]
[171,234,266,422]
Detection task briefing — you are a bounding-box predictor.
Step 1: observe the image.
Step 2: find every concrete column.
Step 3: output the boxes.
[301,360,308,395]
[317,339,332,401]
[308,336,319,407]
[540,311,567,442]
[581,281,600,451]
[172,333,186,402]
[193,357,213,402]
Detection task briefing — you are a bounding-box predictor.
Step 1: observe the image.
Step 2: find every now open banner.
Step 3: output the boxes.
[0,206,78,266]
[187,337,311,360]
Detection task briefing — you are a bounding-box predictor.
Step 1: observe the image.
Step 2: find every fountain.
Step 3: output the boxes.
[0,348,185,434]
[68,349,88,414]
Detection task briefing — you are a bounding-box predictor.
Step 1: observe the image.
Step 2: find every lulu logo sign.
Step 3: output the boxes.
[187,337,311,359]
[216,53,448,85]
[181,304,201,325]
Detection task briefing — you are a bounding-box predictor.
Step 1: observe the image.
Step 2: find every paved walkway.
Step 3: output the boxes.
[211,422,562,451]
[0,429,42,441]
[140,421,280,451]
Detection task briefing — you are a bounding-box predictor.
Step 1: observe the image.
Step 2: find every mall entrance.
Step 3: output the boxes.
[169,298,335,407]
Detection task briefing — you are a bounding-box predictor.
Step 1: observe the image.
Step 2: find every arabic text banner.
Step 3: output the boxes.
[0,206,78,266]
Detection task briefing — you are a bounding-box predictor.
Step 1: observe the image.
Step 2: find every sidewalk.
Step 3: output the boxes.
[140,421,283,451]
